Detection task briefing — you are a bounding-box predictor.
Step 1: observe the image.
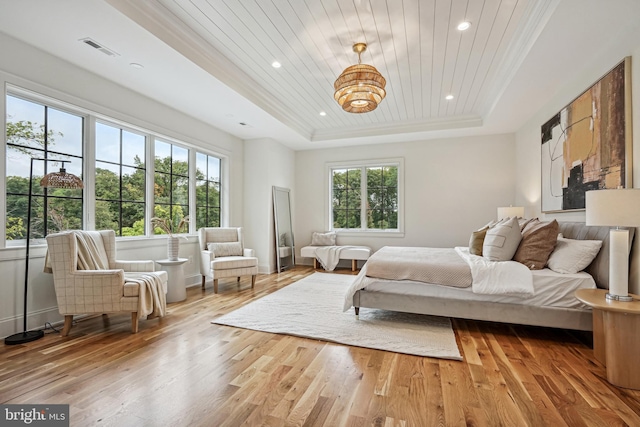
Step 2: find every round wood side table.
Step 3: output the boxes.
[575,288,640,390]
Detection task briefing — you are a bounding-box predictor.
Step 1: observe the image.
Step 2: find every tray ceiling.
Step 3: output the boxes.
[108,0,552,143]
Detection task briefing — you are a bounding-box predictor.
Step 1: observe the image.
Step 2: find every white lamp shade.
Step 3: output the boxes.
[497,206,524,220]
[586,189,640,227]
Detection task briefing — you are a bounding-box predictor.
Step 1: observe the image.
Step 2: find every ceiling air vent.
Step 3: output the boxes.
[79,38,119,57]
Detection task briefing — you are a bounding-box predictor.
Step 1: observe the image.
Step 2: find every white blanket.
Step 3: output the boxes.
[315,246,361,271]
[454,247,534,297]
[125,272,167,320]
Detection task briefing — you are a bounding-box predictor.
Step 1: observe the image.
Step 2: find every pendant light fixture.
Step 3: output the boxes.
[334,43,386,113]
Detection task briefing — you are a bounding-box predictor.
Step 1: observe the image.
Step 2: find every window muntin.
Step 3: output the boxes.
[95,122,146,236]
[153,140,189,234]
[331,163,399,231]
[4,90,226,245]
[5,95,84,241]
[195,152,221,229]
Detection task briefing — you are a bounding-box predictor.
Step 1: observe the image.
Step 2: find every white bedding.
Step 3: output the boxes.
[455,247,533,296]
[348,267,596,310]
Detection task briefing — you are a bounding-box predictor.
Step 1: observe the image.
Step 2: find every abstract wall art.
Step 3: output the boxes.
[541,57,632,212]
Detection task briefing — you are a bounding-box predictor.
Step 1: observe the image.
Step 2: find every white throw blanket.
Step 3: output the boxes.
[315,246,361,271]
[125,273,167,319]
[454,247,534,296]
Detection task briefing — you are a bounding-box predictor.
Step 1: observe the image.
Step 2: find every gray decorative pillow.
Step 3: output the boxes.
[311,231,336,246]
[483,217,522,261]
[207,241,243,257]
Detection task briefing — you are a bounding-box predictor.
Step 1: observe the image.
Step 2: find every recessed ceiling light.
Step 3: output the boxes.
[319,111,327,116]
[457,21,471,31]
[445,94,454,100]
[271,61,281,68]
[129,62,144,69]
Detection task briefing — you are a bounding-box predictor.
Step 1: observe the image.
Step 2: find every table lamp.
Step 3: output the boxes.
[586,188,640,302]
[497,206,524,221]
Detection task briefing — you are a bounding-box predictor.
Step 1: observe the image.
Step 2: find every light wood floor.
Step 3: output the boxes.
[2,266,640,426]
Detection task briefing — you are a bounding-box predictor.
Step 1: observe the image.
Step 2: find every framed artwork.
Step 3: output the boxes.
[541,57,632,213]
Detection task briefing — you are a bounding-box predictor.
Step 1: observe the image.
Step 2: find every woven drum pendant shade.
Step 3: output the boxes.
[40,162,84,189]
[334,43,386,113]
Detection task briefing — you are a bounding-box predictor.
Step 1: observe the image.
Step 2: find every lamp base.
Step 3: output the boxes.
[605,293,634,302]
[4,330,44,345]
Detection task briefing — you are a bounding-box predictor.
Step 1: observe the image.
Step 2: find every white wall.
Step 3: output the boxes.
[244,138,295,273]
[295,134,517,267]
[514,27,640,292]
[0,33,245,338]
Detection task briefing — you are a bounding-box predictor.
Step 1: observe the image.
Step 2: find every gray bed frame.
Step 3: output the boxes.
[353,222,632,331]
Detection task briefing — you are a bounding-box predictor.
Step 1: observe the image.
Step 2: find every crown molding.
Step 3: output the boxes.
[105,0,313,141]
[311,115,483,142]
[476,0,560,117]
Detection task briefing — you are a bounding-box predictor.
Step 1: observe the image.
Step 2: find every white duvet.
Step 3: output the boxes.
[454,247,533,297]
[343,246,534,311]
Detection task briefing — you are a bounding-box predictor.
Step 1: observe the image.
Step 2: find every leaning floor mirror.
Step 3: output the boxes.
[273,186,295,272]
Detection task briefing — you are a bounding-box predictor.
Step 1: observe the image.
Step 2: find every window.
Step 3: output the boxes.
[95,122,146,236]
[3,89,227,245]
[195,152,221,229]
[153,140,189,234]
[5,95,84,242]
[330,160,401,232]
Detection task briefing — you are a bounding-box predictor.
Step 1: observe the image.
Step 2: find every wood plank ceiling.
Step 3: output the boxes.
[116,0,551,141]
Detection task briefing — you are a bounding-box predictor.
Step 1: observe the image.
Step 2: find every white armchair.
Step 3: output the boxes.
[198,227,258,293]
[45,230,168,336]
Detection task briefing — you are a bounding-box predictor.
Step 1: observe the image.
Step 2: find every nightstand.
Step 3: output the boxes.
[575,288,640,390]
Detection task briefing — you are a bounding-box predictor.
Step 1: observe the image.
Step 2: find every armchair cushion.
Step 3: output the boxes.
[211,256,258,270]
[207,241,243,257]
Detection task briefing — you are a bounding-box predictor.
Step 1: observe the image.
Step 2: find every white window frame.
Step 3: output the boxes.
[326,157,404,237]
[2,84,230,247]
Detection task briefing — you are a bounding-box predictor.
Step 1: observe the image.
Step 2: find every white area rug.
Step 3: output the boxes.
[212,272,462,360]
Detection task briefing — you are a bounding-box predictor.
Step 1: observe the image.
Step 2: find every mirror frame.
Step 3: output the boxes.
[273,186,295,272]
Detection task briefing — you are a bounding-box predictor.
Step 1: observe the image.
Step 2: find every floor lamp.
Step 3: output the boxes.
[4,158,83,345]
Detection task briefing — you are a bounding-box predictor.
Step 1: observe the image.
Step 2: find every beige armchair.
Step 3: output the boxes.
[198,227,258,293]
[45,230,168,336]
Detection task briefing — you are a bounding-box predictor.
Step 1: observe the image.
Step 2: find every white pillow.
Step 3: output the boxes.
[311,231,336,246]
[547,237,602,274]
[482,217,522,261]
[207,241,243,257]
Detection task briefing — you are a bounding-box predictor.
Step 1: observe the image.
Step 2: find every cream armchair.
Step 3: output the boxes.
[45,230,168,336]
[198,227,258,293]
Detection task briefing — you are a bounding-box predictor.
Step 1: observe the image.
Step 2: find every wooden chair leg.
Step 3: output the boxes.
[237,277,241,283]
[202,275,206,289]
[352,259,357,271]
[251,275,256,288]
[313,258,318,269]
[214,279,218,294]
[61,315,73,336]
[131,313,139,333]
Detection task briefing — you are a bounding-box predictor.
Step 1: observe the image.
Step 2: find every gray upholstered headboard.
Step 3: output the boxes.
[557,222,635,290]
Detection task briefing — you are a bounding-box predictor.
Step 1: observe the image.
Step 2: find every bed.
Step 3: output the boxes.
[346,222,630,331]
